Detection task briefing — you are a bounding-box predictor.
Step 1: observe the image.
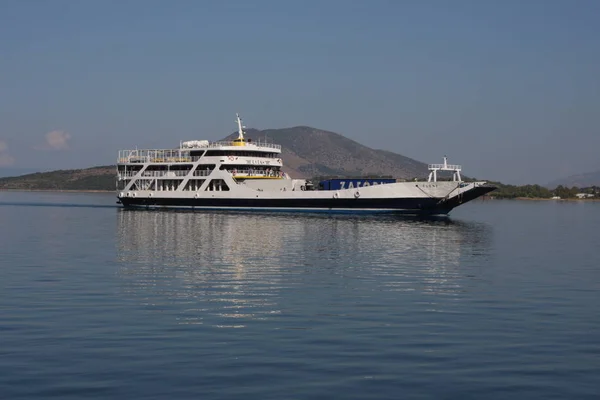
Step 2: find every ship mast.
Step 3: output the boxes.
[236,113,245,140]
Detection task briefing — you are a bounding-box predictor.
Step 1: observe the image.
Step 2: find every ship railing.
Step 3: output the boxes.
[428,163,462,170]
[193,140,281,150]
[117,141,281,163]
[118,170,192,179]
[141,170,190,177]
[148,157,192,163]
[118,149,193,163]
[228,169,283,178]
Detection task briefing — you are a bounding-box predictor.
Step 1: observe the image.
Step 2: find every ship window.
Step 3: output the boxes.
[144,165,167,171]
[118,165,143,173]
[219,165,246,170]
[168,164,193,171]
[144,164,193,171]
[190,150,206,158]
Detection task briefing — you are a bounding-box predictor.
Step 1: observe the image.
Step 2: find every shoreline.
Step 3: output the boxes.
[511,197,599,202]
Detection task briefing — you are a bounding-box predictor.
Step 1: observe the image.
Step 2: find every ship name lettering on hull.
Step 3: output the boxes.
[339,181,380,189]
[246,160,271,165]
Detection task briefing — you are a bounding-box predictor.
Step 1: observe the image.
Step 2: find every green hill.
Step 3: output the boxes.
[0,166,115,191]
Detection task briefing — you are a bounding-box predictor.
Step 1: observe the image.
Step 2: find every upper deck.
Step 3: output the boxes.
[118,114,282,164]
[118,139,281,164]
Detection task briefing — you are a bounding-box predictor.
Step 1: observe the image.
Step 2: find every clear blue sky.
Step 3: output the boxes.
[1,0,598,184]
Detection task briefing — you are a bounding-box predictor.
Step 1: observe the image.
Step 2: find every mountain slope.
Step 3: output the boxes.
[225,126,428,179]
[546,170,600,188]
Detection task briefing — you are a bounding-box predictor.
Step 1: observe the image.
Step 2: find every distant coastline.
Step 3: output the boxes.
[514,197,600,202]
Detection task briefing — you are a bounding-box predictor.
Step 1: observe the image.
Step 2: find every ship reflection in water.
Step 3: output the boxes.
[116,210,493,328]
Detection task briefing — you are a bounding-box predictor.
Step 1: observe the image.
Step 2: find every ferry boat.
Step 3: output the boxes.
[116,114,495,215]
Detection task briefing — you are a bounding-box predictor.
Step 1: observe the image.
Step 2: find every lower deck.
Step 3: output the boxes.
[118,184,494,215]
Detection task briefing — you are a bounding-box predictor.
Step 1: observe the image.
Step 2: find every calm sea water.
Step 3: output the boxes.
[0,191,598,399]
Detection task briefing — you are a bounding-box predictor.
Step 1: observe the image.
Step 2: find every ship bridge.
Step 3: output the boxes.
[428,157,462,182]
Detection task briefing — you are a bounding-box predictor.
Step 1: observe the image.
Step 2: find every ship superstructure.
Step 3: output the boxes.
[117,114,494,215]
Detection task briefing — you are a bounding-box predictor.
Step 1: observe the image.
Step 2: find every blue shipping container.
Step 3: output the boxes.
[319,178,396,191]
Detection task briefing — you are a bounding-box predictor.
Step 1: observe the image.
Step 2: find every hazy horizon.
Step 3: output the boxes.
[1,0,599,185]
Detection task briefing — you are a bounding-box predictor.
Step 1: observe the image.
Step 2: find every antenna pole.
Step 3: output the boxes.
[236,113,245,140]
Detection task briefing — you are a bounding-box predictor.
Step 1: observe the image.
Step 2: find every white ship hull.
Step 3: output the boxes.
[118,180,494,215]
